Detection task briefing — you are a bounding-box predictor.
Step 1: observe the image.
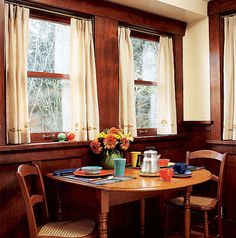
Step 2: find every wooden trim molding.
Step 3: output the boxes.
[183,121,213,126]
[207,140,236,146]
[19,0,186,36]
[94,16,119,130]
[0,0,5,146]
[209,14,223,140]
[208,0,236,16]
[173,35,184,134]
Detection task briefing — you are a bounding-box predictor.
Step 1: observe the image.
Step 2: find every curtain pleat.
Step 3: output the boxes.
[157,36,177,134]
[70,19,99,141]
[118,27,137,136]
[5,3,30,144]
[223,16,236,140]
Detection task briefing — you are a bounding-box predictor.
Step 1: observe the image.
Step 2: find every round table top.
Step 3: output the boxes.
[48,168,212,192]
[101,168,211,192]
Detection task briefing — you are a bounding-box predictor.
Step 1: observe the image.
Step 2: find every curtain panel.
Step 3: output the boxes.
[157,36,177,134]
[118,27,137,137]
[223,15,236,140]
[70,19,99,141]
[5,3,31,144]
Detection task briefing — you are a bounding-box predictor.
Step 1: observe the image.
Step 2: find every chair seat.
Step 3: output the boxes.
[169,196,218,211]
[38,219,96,238]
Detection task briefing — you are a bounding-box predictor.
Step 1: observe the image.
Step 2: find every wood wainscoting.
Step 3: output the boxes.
[0,135,188,238]
[207,140,236,222]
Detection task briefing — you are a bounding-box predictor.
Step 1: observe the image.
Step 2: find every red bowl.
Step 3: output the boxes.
[159,159,170,167]
[160,168,173,181]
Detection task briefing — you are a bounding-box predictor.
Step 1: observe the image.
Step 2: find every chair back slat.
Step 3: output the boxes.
[211,174,219,183]
[16,164,49,238]
[31,194,44,207]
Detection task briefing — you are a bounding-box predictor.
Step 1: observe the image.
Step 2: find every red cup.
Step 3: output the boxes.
[159,159,170,167]
[160,168,174,182]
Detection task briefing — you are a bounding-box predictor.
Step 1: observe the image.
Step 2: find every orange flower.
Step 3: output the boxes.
[90,139,102,154]
[120,137,130,150]
[108,127,120,135]
[104,134,117,149]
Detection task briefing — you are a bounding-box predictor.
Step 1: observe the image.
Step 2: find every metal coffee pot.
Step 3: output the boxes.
[141,150,160,174]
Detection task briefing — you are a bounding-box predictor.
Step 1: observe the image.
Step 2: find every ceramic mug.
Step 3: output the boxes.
[113,158,126,177]
[160,168,174,181]
[130,151,141,167]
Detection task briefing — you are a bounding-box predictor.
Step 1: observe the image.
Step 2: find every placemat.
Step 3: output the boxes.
[62,174,136,185]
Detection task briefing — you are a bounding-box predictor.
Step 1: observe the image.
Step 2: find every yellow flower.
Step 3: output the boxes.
[114,133,121,140]
[97,131,106,139]
[125,132,134,142]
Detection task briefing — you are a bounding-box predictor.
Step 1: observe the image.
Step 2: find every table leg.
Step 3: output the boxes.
[184,186,192,238]
[140,199,145,238]
[98,213,108,238]
[55,183,62,221]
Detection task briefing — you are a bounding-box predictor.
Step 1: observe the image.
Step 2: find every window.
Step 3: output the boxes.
[27,17,70,141]
[131,34,159,136]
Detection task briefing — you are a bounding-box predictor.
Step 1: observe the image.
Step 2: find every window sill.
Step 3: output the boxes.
[0,134,187,152]
[134,134,187,143]
[0,140,90,152]
[206,139,236,146]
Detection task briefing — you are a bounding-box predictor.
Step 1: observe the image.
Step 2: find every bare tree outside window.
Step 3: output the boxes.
[132,37,159,129]
[27,18,70,133]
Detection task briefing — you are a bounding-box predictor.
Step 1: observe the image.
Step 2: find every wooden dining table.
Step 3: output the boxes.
[46,168,211,238]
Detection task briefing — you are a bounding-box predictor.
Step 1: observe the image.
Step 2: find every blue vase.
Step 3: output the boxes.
[101,150,122,169]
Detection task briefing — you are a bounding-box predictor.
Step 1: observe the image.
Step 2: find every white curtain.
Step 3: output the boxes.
[118,27,137,136]
[5,3,30,144]
[223,16,236,140]
[157,36,177,134]
[70,19,99,141]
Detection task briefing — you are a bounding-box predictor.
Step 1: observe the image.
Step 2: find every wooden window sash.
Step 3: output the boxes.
[131,33,159,136]
[27,71,70,80]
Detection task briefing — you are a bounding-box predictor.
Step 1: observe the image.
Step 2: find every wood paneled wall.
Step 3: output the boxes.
[0,0,188,237]
[0,0,5,145]
[207,0,236,226]
[208,0,236,140]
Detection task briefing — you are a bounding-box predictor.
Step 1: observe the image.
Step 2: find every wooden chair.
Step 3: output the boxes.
[164,150,227,238]
[16,164,97,238]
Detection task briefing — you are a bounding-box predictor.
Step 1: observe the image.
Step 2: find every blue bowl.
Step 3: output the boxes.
[81,166,103,175]
[173,162,188,174]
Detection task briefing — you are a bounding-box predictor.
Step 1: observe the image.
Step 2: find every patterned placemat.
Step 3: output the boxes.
[62,174,136,185]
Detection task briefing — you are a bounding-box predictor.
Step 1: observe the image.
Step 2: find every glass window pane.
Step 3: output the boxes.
[132,37,159,82]
[27,77,70,133]
[135,85,157,128]
[27,19,70,74]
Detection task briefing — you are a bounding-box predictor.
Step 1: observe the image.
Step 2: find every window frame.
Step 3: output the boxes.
[28,12,70,143]
[131,30,159,137]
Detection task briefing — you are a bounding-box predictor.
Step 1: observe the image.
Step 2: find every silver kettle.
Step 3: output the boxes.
[141,150,161,174]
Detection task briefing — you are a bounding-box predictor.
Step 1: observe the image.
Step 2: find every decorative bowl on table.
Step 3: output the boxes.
[81,166,103,175]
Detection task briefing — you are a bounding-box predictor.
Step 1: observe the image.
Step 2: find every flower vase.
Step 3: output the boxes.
[101,151,122,169]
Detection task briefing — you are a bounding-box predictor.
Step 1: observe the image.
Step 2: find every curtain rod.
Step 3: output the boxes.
[224,14,236,18]
[119,24,170,38]
[4,0,90,21]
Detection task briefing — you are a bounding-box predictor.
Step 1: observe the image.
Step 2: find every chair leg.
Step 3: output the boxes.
[204,211,209,238]
[164,203,169,238]
[217,207,223,238]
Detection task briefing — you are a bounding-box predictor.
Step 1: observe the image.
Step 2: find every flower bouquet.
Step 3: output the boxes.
[90,127,133,169]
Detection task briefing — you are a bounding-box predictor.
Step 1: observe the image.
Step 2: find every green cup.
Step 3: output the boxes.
[113,158,126,177]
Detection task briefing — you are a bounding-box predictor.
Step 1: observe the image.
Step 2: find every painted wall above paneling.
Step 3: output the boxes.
[105,0,210,23]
